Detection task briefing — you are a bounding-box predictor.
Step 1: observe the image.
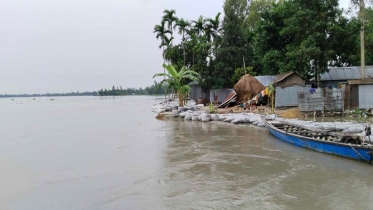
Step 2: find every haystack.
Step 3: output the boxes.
[233,74,265,103]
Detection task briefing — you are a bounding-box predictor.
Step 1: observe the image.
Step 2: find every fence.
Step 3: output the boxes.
[275,85,312,107]
[298,88,344,112]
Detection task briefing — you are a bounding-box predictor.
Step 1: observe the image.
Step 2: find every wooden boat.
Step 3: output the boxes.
[262,117,373,163]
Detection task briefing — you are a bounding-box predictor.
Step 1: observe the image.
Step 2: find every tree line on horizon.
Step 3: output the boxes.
[97,82,166,96]
[0,92,95,98]
[0,82,166,98]
[154,0,373,92]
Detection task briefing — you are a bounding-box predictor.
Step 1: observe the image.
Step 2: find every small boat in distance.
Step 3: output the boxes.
[262,117,373,163]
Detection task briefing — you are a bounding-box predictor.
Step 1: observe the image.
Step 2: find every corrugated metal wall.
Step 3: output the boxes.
[359,85,373,109]
[190,84,204,101]
[275,85,311,107]
[298,88,344,112]
[210,88,232,103]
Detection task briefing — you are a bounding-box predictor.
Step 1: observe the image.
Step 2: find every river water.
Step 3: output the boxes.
[1,96,373,210]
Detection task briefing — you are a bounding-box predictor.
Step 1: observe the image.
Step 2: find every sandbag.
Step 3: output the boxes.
[253,121,259,125]
[192,116,199,121]
[218,115,226,121]
[343,126,364,133]
[257,122,265,127]
[179,112,187,118]
[242,117,250,123]
[202,114,211,122]
[211,114,219,121]
[178,107,188,112]
[172,105,178,110]
[231,119,242,124]
[172,110,180,117]
[184,113,193,120]
[187,100,197,106]
[224,117,233,122]
[198,115,202,121]
[249,118,257,123]
[321,124,336,131]
[197,104,205,108]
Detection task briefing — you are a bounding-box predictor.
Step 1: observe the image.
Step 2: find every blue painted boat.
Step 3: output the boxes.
[262,118,373,163]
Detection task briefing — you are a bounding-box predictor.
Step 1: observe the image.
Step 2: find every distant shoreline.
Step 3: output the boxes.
[0,94,163,98]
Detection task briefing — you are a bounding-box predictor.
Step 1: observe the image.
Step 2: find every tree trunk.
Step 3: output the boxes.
[183,32,186,66]
[243,56,246,74]
[360,0,365,79]
[178,91,183,107]
[171,24,173,46]
[163,46,167,101]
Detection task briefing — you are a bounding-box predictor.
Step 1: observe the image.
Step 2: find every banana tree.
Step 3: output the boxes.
[153,64,200,107]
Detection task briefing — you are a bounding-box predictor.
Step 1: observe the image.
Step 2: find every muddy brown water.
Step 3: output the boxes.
[1,96,373,210]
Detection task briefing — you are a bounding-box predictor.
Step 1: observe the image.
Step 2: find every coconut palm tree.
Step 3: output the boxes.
[154,20,171,100]
[153,64,200,107]
[192,15,206,37]
[205,12,222,59]
[159,36,173,63]
[205,12,222,43]
[174,18,190,66]
[163,9,178,46]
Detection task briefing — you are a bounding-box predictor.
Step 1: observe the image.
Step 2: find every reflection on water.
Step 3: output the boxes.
[1,96,373,210]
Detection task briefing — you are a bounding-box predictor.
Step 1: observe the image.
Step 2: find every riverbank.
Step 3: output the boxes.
[153,100,373,142]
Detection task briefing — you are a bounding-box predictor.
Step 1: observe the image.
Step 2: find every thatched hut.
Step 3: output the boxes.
[233,74,265,103]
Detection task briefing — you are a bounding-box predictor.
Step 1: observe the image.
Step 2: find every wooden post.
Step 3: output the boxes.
[272,91,274,113]
[360,0,366,79]
[243,56,246,74]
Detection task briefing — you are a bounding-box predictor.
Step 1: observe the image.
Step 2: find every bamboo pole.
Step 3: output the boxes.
[360,0,366,79]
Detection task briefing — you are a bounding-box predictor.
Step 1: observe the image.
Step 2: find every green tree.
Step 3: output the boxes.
[163,9,178,46]
[246,0,273,31]
[153,64,200,107]
[192,15,206,36]
[253,1,290,75]
[174,18,191,65]
[281,0,340,83]
[205,13,222,42]
[215,0,252,87]
[205,12,222,60]
[231,67,256,84]
[154,20,172,99]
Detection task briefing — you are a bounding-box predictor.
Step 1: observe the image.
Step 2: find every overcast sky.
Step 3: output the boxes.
[0,0,352,94]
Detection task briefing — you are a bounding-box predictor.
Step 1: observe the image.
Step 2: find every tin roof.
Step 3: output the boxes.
[273,71,304,85]
[254,75,277,87]
[348,79,373,85]
[320,66,373,81]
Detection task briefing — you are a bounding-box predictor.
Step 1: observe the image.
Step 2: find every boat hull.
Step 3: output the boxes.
[266,122,372,162]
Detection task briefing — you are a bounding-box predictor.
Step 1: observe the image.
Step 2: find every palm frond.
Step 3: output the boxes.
[181,70,200,77]
[178,66,187,76]
[181,75,199,82]
[153,73,171,79]
[181,85,191,91]
[163,64,179,79]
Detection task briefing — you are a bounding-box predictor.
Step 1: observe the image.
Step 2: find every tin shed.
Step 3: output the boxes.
[320,66,373,87]
[347,79,373,109]
[273,72,311,107]
[189,81,208,101]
